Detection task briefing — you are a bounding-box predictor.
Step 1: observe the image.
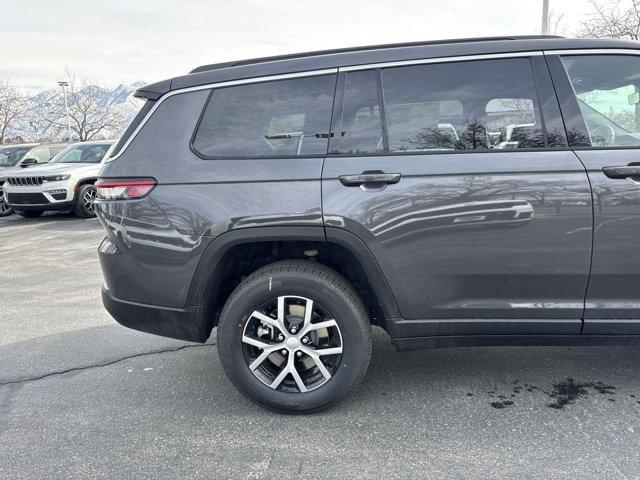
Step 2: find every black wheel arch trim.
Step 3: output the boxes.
[324,226,400,320]
[185,225,400,338]
[77,178,98,188]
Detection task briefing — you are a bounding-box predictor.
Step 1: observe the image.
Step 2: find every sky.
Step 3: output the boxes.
[0,0,600,90]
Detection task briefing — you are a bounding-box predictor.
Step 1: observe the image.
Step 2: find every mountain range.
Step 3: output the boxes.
[9,81,147,142]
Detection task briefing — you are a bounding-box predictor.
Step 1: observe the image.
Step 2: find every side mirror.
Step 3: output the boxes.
[20,158,37,167]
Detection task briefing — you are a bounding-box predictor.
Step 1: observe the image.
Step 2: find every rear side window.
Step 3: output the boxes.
[27,147,52,163]
[192,74,336,158]
[51,144,111,164]
[110,99,154,158]
[561,55,640,148]
[381,58,546,152]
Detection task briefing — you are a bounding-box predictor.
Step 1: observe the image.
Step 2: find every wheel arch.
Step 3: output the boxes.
[76,177,97,188]
[187,226,400,339]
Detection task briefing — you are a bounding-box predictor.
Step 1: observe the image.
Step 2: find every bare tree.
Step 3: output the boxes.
[41,71,126,141]
[579,0,640,39]
[0,80,29,144]
[548,11,569,36]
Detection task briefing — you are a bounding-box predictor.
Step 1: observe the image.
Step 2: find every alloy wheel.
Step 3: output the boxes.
[241,295,343,393]
[83,187,97,214]
[0,197,12,215]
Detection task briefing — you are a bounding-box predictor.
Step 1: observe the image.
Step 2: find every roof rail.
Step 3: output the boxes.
[189,35,564,74]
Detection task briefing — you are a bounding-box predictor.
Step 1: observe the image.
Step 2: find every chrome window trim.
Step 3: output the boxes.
[108,68,338,161]
[338,50,543,72]
[112,49,640,162]
[544,48,640,56]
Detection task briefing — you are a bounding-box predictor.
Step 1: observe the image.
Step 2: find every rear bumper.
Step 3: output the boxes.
[101,285,211,343]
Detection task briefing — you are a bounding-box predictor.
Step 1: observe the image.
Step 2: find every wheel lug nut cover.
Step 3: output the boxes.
[281,349,288,355]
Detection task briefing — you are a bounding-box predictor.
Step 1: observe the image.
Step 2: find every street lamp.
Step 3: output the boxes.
[57,80,72,141]
[541,0,550,35]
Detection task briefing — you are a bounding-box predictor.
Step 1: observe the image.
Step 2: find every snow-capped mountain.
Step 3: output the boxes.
[29,81,146,118]
[9,82,146,143]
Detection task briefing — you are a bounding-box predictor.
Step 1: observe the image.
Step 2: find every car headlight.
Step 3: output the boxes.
[44,175,70,182]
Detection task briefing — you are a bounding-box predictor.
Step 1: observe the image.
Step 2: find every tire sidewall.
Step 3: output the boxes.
[218,270,370,412]
[0,200,13,217]
[75,184,97,218]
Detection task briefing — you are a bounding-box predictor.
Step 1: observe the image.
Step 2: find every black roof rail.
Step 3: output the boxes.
[189,35,564,74]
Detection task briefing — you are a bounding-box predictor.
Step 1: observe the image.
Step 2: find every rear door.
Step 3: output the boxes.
[322,55,593,338]
[548,52,640,334]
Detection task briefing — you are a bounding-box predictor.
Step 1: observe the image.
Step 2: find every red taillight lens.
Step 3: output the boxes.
[95,178,157,200]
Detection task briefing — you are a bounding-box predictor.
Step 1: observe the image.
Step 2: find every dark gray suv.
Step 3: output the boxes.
[96,35,640,412]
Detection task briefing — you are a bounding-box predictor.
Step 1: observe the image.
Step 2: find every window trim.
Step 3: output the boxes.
[189,72,339,160]
[110,49,640,161]
[529,57,549,148]
[325,146,570,159]
[339,51,543,72]
[375,69,390,152]
[544,48,640,56]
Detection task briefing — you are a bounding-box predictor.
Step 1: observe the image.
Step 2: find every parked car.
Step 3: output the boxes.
[95,35,640,412]
[4,140,116,218]
[0,143,38,216]
[18,142,70,168]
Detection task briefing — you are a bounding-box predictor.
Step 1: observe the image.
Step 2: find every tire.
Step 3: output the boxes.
[0,196,13,217]
[74,184,97,218]
[217,260,372,413]
[17,210,42,218]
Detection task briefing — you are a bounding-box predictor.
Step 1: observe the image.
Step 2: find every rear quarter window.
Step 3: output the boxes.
[192,74,337,158]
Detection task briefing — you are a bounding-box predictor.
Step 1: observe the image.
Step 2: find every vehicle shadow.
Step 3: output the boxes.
[0,211,100,231]
[4,324,640,414]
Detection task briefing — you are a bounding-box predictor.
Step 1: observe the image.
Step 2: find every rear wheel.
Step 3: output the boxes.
[17,210,42,218]
[217,260,372,413]
[74,184,97,218]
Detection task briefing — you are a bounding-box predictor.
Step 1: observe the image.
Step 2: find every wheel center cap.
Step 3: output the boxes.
[285,337,300,350]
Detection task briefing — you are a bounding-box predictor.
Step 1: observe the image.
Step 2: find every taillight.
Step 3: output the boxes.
[95,178,157,200]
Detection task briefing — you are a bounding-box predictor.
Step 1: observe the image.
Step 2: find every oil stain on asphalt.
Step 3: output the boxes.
[545,378,616,410]
[477,377,632,410]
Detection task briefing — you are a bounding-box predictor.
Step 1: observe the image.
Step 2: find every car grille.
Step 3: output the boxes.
[7,176,45,186]
[6,193,49,205]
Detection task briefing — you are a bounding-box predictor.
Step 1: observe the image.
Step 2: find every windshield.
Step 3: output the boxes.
[0,146,31,167]
[50,143,112,164]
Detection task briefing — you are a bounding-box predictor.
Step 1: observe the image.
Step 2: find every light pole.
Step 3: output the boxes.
[541,0,550,35]
[57,80,72,141]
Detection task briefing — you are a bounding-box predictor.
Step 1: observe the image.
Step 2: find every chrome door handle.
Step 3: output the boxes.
[338,171,402,187]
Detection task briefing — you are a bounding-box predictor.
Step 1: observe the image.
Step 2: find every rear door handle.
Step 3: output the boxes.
[338,171,402,187]
[602,165,640,179]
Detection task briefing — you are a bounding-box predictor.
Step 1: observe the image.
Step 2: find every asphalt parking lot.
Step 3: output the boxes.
[2,213,640,479]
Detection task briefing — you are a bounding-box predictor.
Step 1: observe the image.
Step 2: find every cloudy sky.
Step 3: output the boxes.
[1,0,600,89]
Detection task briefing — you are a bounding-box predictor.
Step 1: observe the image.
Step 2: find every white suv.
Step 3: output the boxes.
[4,140,116,218]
